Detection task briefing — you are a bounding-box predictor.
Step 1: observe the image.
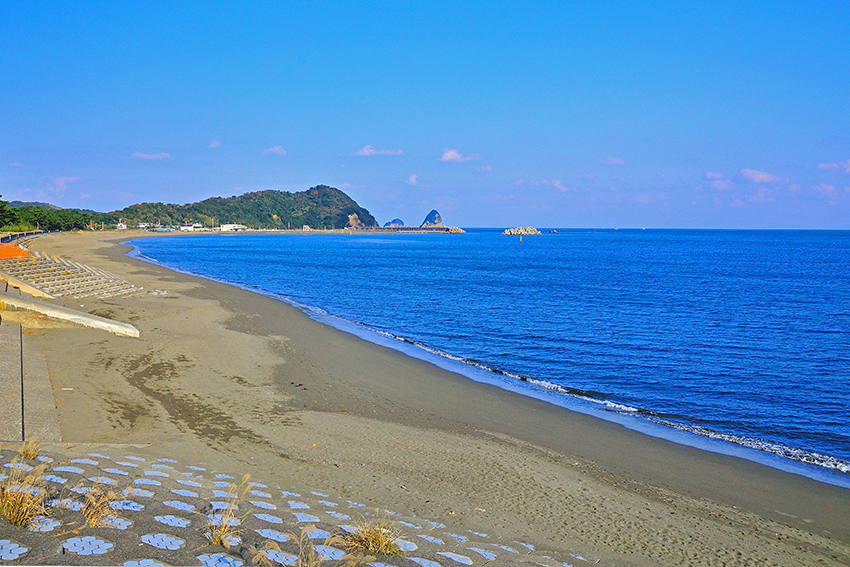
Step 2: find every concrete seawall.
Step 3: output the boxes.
[0,289,139,338]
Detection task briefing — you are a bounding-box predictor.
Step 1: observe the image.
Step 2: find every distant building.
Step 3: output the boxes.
[116,222,127,230]
[137,223,150,229]
[302,225,312,231]
[219,223,247,232]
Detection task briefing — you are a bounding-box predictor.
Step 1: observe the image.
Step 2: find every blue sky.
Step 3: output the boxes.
[1,1,847,228]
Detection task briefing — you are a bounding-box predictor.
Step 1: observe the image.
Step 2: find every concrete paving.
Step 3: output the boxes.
[0,318,22,442]
[22,338,61,442]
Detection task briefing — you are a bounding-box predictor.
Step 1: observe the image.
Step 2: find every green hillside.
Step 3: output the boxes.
[100,185,378,229]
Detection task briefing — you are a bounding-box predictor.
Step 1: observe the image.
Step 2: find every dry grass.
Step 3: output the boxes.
[0,460,48,528]
[17,438,43,460]
[205,473,250,548]
[340,517,403,556]
[248,540,282,567]
[291,525,371,567]
[81,482,116,527]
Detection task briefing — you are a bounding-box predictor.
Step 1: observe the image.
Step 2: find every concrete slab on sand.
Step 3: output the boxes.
[0,317,61,443]
[0,318,22,441]
[22,338,61,442]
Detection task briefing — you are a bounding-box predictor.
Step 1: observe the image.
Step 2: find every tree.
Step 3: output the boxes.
[0,196,17,228]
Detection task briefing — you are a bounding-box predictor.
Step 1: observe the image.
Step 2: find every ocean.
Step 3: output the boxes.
[126,229,850,486]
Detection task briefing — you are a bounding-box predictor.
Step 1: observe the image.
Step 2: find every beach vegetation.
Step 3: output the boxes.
[81,482,116,527]
[288,525,371,567]
[17,438,43,460]
[340,517,403,556]
[0,459,49,528]
[205,473,250,548]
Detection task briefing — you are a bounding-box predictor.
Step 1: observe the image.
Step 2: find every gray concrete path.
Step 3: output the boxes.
[0,318,22,441]
[0,316,62,442]
[22,338,61,442]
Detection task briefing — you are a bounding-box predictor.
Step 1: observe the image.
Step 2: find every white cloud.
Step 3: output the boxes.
[599,156,625,166]
[749,187,774,204]
[8,162,22,167]
[406,174,418,185]
[209,140,221,149]
[476,165,492,172]
[132,152,172,160]
[705,171,726,179]
[263,146,287,156]
[740,168,780,183]
[356,145,403,156]
[515,179,575,192]
[544,179,574,192]
[50,176,81,193]
[817,183,839,204]
[818,160,850,173]
[709,179,735,191]
[440,148,480,162]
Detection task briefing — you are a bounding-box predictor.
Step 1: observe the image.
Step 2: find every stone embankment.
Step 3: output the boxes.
[501,227,541,235]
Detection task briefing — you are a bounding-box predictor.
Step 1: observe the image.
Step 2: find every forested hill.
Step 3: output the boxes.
[101,185,378,229]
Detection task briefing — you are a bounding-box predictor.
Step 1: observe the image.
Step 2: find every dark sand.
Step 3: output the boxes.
[17,231,850,566]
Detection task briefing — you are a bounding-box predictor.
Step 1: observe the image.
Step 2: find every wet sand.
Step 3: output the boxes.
[19,230,850,566]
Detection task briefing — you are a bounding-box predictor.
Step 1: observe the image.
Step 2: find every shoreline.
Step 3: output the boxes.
[123,231,850,487]
[13,230,850,566]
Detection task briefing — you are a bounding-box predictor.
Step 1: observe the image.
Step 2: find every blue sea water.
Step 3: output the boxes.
[127,229,850,484]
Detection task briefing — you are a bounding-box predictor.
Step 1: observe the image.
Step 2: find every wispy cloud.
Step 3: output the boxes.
[406,174,418,185]
[50,176,81,193]
[709,179,735,190]
[209,140,221,149]
[8,162,22,167]
[356,145,403,156]
[515,179,575,192]
[749,187,774,204]
[740,168,780,183]
[818,160,850,173]
[440,148,479,162]
[476,165,492,172]
[704,171,734,190]
[263,146,287,156]
[132,152,172,161]
[599,156,625,166]
[817,183,840,204]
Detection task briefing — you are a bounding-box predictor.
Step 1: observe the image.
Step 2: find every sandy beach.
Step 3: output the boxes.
[9,230,850,566]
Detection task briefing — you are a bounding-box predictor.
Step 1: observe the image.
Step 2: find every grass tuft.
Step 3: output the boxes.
[248,541,280,567]
[340,517,403,556]
[81,482,116,527]
[0,459,48,528]
[18,438,43,460]
[291,525,371,567]
[205,473,250,548]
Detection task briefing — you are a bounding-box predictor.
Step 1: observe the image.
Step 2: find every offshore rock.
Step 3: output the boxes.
[502,227,542,235]
[420,210,446,228]
[383,218,405,228]
[448,226,466,234]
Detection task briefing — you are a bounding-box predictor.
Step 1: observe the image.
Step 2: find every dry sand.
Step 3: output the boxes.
[17,230,850,566]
